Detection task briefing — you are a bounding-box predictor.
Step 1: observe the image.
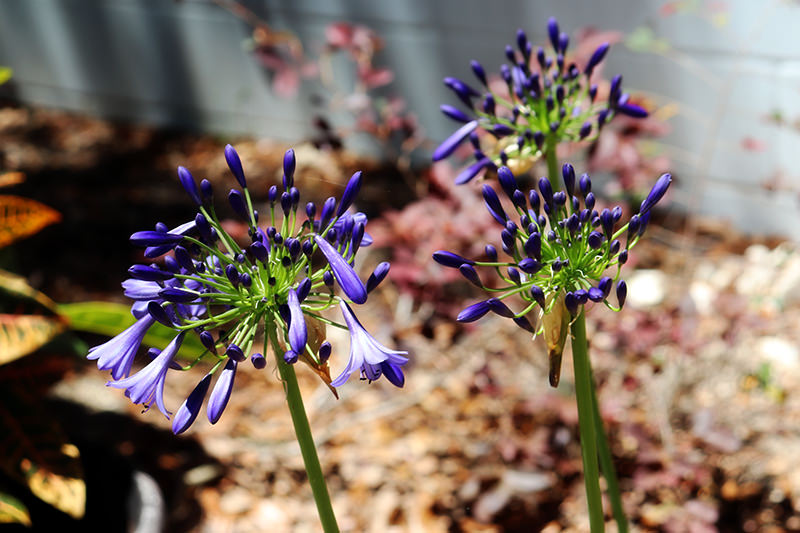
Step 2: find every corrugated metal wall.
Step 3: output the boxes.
[1,0,800,236]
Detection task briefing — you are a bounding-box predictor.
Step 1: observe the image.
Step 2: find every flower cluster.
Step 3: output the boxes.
[434,17,648,184]
[433,165,670,385]
[88,145,408,433]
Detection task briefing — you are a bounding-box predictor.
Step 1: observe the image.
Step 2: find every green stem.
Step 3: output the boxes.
[570,311,604,532]
[268,332,339,533]
[589,362,628,533]
[545,136,560,185]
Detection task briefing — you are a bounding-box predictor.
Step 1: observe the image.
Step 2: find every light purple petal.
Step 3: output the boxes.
[432,120,479,162]
[207,358,238,424]
[87,315,156,380]
[314,235,368,304]
[172,374,212,435]
[287,288,307,355]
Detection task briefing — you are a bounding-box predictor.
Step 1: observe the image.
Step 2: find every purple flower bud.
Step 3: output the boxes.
[482,185,508,225]
[600,208,614,240]
[558,32,569,54]
[454,157,493,185]
[616,103,648,118]
[609,75,623,104]
[561,163,576,196]
[250,241,268,263]
[532,131,545,150]
[283,149,296,189]
[497,166,519,200]
[280,191,292,215]
[505,44,516,63]
[172,374,212,435]
[529,189,541,215]
[536,46,546,69]
[147,301,173,327]
[323,271,334,287]
[268,185,278,204]
[492,124,514,137]
[547,17,560,51]
[314,235,367,304]
[226,343,245,362]
[228,189,250,221]
[319,196,337,231]
[519,258,542,274]
[207,358,237,424]
[470,60,488,86]
[433,250,474,268]
[554,191,567,208]
[337,171,362,216]
[585,192,596,211]
[610,239,620,255]
[200,179,213,203]
[128,264,173,282]
[284,351,298,364]
[251,353,266,369]
[507,267,521,285]
[638,211,651,237]
[159,287,197,303]
[239,272,252,288]
[366,262,390,293]
[616,280,627,308]
[174,246,194,272]
[459,264,483,287]
[440,104,471,123]
[530,285,545,308]
[199,330,217,355]
[565,292,580,315]
[579,121,592,139]
[575,289,589,305]
[457,300,491,322]
[640,173,672,214]
[538,177,554,208]
[482,93,496,115]
[524,233,541,260]
[130,231,184,247]
[619,249,629,265]
[318,341,332,364]
[177,166,201,205]
[588,287,605,302]
[514,315,535,333]
[485,244,498,262]
[287,288,307,355]
[584,42,610,76]
[487,297,515,318]
[305,202,316,222]
[587,230,605,249]
[224,144,247,188]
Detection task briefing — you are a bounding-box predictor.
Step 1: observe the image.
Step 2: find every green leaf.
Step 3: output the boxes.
[0,375,85,519]
[58,301,206,359]
[0,67,11,86]
[0,490,31,526]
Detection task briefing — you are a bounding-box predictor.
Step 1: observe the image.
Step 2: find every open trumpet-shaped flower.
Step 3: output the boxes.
[434,164,671,385]
[88,145,406,433]
[331,301,409,388]
[434,17,648,183]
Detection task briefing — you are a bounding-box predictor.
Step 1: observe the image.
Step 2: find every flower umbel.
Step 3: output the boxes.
[88,145,408,432]
[434,163,671,385]
[435,17,648,183]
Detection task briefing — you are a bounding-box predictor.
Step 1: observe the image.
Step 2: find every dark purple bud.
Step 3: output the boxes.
[199,330,217,355]
[616,280,627,308]
[585,192,596,211]
[610,239,620,255]
[459,264,483,287]
[482,185,509,225]
[433,121,478,162]
[536,46,546,69]
[600,208,614,240]
[507,267,521,285]
[130,231,184,247]
[302,239,314,257]
[640,173,672,214]
[618,249,629,265]
[440,104,471,123]
[228,189,250,221]
[224,144,247,188]
[554,191,567,207]
[609,75,623,103]
[501,229,516,252]
[147,301,173,327]
[530,285,545,308]
[588,287,605,302]
[638,211,651,237]
[318,341,332,364]
[433,250,474,268]
[533,131,545,150]
[500,64,512,84]
[579,122,592,139]
[128,264,173,282]
[337,171,362,216]
[174,246,194,272]
[177,166,201,205]
[487,298,515,318]
[200,179,213,203]
[558,32,569,54]
[251,353,266,369]
[250,241,268,262]
[492,124,515,137]
[587,230,604,249]
[516,28,529,53]
[514,314,534,333]
[589,84,598,102]
[239,272,252,288]
[280,192,292,215]
[565,292,580,315]
[529,190,541,215]
[207,358,237,424]
[482,93,496,115]
[561,163,576,196]
[268,185,278,204]
[319,197,337,231]
[616,103,648,118]
[159,287,197,303]
[457,300,491,322]
[226,343,246,362]
[524,233,541,260]
[505,44,516,63]
[470,60,488,86]
[579,173,592,196]
[519,258,542,274]
[584,42,610,76]
[512,190,527,210]
[289,187,299,208]
[172,374,212,435]
[485,244,498,262]
[538,177,554,207]
[306,202,316,221]
[323,270,334,287]
[497,166,519,200]
[225,264,239,287]
[455,157,493,185]
[598,277,613,297]
[283,149,296,189]
[366,262,390,293]
[547,17,560,51]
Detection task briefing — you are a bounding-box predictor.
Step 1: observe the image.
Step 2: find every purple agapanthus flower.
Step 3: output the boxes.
[331,301,409,388]
[89,145,407,433]
[434,17,648,183]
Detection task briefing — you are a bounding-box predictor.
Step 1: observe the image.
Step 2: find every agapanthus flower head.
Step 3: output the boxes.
[434,18,648,183]
[434,164,671,385]
[88,145,408,433]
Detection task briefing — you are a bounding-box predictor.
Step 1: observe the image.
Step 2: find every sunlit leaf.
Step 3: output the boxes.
[0,269,58,313]
[0,491,31,526]
[0,380,85,519]
[0,195,61,249]
[0,172,25,189]
[0,67,11,86]
[0,314,66,366]
[58,301,206,359]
